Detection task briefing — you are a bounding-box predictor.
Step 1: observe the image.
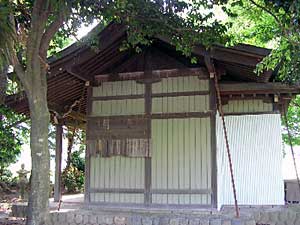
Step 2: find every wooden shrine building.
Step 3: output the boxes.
[6,23,300,209]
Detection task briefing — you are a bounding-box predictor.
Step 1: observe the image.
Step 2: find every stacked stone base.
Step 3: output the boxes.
[49,210,255,225]
[11,204,300,225]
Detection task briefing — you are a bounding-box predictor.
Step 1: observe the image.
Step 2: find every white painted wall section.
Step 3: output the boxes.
[216,114,284,209]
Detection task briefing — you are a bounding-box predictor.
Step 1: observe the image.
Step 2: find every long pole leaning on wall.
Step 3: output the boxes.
[283,101,300,195]
[204,54,239,218]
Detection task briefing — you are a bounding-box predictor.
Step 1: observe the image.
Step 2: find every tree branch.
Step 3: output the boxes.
[249,0,298,46]
[39,11,66,60]
[4,45,28,92]
[249,0,281,26]
[26,0,50,79]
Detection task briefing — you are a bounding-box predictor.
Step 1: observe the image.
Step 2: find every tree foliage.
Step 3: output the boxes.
[226,0,300,146]
[282,96,300,146]
[227,0,300,83]
[62,147,85,193]
[0,106,29,177]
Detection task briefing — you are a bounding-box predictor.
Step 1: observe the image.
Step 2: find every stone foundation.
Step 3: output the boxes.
[49,209,255,225]
[11,204,300,225]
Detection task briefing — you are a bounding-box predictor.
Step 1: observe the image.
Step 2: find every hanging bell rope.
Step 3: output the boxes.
[283,102,300,196]
[214,74,240,218]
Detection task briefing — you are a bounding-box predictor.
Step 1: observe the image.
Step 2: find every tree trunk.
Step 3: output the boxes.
[26,87,50,225]
[66,127,76,169]
[0,66,8,105]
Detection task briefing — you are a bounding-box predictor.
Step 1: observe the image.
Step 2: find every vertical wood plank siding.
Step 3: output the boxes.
[222,99,273,114]
[216,114,284,209]
[89,76,213,205]
[90,81,145,203]
[151,77,211,205]
[151,118,211,204]
[90,156,145,203]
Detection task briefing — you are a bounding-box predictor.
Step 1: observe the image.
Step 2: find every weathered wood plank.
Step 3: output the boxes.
[95,68,209,82]
[220,82,300,95]
[54,124,63,202]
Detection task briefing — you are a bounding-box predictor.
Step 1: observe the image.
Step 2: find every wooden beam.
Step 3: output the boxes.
[210,79,218,208]
[151,189,212,195]
[89,188,212,195]
[151,112,212,119]
[90,188,144,194]
[193,45,266,67]
[92,94,144,101]
[65,111,87,122]
[94,67,209,83]
[219,82,300,95]
[87,111,213,120]
[84,87,93,203]
[144,52,152,205]
[91,91,210,102]
[144,81,152,203]
[54,124,63,202]
[152,91,210,98]
[66,67,89,82]
[224,111,277,116]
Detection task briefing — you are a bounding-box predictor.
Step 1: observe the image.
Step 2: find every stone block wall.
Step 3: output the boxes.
[11,203,300,225]
[49,210,256,225]
[252,208,300,225]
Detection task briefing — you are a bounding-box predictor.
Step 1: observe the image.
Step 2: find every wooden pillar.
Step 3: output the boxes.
[144,82,152,204]
[54,124,63,202]
[210,78,218,208]
[84,86,92,203]
[143,50,152,204]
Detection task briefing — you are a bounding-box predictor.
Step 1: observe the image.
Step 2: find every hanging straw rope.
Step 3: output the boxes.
[283,103,300,196]
[214,75,240,218]
[57,81,89,207]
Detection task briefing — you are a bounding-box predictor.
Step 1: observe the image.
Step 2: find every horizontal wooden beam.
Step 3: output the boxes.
[87,111,213,120]
[151,112,212,119]
[219,82,300,95]
[92,94,144,101]
[91,91,210,101]
[89,188,212,195]
[94,68,209,83]
[152,91,209,98]
[90,188,144,194]
[224,111,278,116]
[151,189,212,195]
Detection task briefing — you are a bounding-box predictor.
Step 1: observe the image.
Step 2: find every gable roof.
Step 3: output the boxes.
[5,22,299,127]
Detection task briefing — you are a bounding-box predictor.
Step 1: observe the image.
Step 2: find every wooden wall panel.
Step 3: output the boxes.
[151,118,212,205]
[152,77,209,93]
[89,76,213,205]
[90,156,145,203]
[91,99,145,116]
[93,81,144,96]
[222,99,273,114]
[152,96,209,113]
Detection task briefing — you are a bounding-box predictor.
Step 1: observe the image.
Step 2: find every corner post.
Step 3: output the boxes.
[54,123,63,202]
[84,85,92,203]
[210,76,218,208]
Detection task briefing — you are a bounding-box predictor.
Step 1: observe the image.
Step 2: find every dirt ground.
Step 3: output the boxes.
[0,218,25,225]
[0,192,25,225]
